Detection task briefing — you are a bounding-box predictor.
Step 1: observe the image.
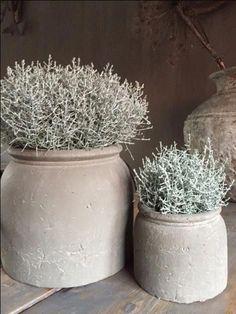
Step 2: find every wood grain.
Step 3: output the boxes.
[22,202,236,314]
[1,269,60,314]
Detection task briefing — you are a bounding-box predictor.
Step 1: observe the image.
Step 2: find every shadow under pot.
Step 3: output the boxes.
[1,145,133,288]
[134,203,228,304]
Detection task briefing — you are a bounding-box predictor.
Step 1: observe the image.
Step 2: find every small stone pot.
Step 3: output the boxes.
[134,203,228,304]
[1,145,133,288]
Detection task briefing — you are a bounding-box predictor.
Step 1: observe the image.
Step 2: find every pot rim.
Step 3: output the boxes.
[138,202,222,224]
[209,65,236,80]
[7,144,123,162]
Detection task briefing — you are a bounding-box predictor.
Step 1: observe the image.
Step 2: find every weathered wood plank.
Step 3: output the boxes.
[1,269,60,314]
[23,203,236,314]
[21,269,164,314]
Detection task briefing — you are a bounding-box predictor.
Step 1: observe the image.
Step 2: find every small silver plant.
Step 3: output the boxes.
[135,141,231,214]
[1,56,151,150]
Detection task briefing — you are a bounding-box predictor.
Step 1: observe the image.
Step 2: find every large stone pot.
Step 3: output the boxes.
[134,203,227,304]
[1,145,133,288]
[184,66,236,201]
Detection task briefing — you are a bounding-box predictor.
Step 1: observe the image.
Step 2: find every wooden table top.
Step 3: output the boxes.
[1,203,236,314]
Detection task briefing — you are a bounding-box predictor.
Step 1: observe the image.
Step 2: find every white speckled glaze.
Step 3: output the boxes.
[134,203,228,304]
[1,145,133,288]
[184,66,236,202]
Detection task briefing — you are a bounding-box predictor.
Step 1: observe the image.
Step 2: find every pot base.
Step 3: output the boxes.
[1,253,124,288]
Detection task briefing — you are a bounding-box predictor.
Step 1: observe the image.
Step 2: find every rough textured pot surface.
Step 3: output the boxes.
[134,203,228,304]
[184,66,236,202]
[1,145,133,288]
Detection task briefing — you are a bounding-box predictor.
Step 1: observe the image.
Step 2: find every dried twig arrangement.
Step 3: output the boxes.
[137,0,227,69]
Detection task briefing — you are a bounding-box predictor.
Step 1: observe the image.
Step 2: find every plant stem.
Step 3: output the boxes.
[176,2,226,70]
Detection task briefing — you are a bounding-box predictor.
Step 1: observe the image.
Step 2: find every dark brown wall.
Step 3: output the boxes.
[1,1,236,167]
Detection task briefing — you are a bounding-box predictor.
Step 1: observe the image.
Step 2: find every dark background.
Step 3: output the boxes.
[1,0,236,167]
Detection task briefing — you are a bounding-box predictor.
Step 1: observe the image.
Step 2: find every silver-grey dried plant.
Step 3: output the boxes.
[1,56,151,150]
[135,141,232,214]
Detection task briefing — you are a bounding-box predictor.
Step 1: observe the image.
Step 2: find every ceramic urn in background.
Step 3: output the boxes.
[184,66,236,201]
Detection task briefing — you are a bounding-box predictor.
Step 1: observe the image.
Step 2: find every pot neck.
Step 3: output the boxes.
[209,66,236,93]
[8,145,122,163]
[138,203,222,226]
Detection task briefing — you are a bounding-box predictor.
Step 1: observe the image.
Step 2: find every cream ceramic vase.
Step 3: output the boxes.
[134,203,227,304]
[1,145,133,288]
[184,66,236,201]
